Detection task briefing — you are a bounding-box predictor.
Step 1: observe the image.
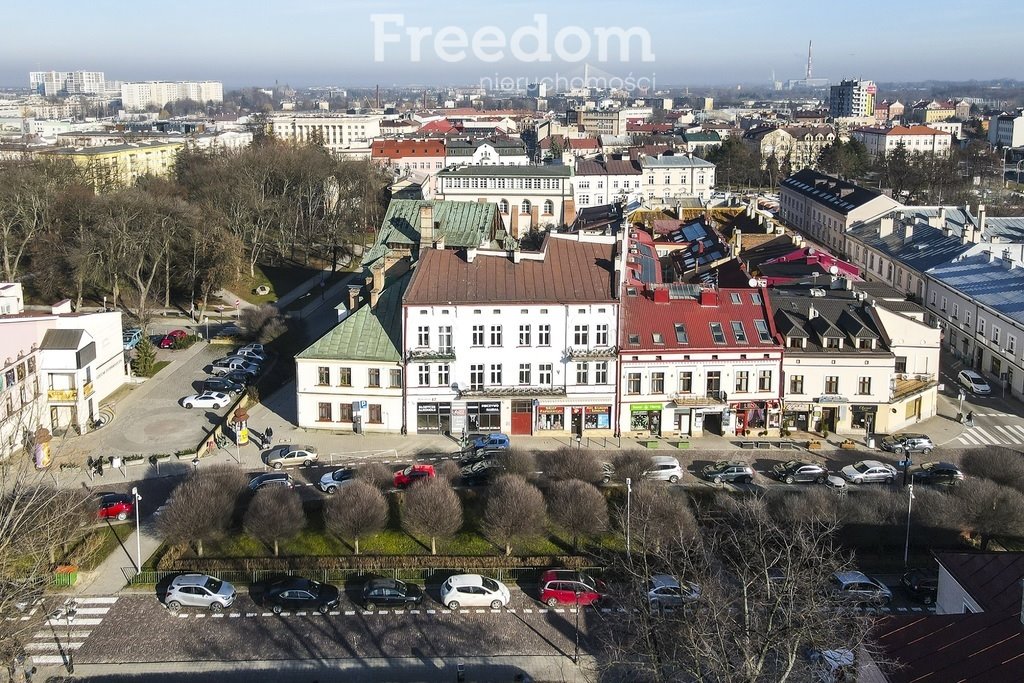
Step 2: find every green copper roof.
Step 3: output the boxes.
[364,199,497,265]
[297,271,410,363]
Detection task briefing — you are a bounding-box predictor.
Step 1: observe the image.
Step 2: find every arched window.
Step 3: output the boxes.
[498,199,509,214]
[543,199,554,216]
[520,199,532,215]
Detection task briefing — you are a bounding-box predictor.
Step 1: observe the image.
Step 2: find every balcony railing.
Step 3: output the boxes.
[406,348,456,362]
[48,388,77,402]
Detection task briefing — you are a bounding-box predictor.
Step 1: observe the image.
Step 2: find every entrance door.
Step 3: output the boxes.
[649,411,662,436]
[976,347,984,370]
[571,409,583,437]
[702,412,722,435]
[511,400,533,435]
[821,408,837,433]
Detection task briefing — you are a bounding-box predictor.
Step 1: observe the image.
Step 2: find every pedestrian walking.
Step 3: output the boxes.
[265,426,274,443]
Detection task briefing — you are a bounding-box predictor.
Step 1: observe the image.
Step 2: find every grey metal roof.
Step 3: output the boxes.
[848,214,973,274]
[928,246,1024,323]
[780,169,885,215]
[40,329,84,350]
[638,154,715,169]
[769,290,890,354]
[438,165,571,178]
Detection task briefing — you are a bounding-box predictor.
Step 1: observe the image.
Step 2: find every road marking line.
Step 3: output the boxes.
[29,656,66,665]
[211,613,225,618]
[261,613,272,617]
[362,611,372,615]
[475,609,485,613]
[973,426,998,443]
[896,607,907,612]
[409,610,420,614]
[46,618,102,626]
[246,612,257,617]
[296,612,307,616]
[72,607,111,616]
[522,609,532,613]
[24,642,84,650]
[911,607,922,612]
[538,609,548,614]
[506,609,515,613]
[601,608,612,613]
[77,597,118,605]
[555,608,565,613]
[993,425,1017,440]
[344,611,355,616]
[32,631,90,639]
[426,610,436,614]
[194,614,205,619]
[377,611,388,615]
[229,613,240,618]
[177,614,188,619]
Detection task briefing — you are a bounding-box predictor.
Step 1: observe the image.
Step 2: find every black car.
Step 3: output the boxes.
[701,461,755,484]
[248,472,293,492]
[771,460,829,484]
[460,459,504,486]
[202,377,244,395]
[458,447,506,467]
[263,578,340,614]
[912,462,965,487]
[901,568,938,605]
[362,578,423,610]
[222,370,256,386]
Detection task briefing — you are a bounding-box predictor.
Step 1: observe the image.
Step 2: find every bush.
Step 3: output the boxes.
[239,304,286,343]
[536,448,603,484]
[611,450,654,483]
[961,449,1024,493]
[434,460,460,482]
[358,463,393,490]
[171,334,200,350]
[502,449,538,479]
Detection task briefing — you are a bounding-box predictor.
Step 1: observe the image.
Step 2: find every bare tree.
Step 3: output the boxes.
[238,304,286,343]
[546,479,609,550]
[537,448,603,484]
[501,448,538,479]
[961,448,1024,493]
[357,462,393,490]
[954,478,1024,550]
[482,474,547,556]
[434,459,460,482]
[156,465,247,556]
[611,450,654,483]
[401,478,463,555]
[626,482,697,555]
[323,481,388,554]
[243,487,306,556]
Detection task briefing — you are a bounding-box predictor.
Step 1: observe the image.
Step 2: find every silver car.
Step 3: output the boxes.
[164,574,236,611]
[647,574,700,611]
[264,444,319,469]
[840,460,897,485]
[318,468,356,494]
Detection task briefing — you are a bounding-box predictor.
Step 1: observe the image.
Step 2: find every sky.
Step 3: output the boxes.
[2,0,1022,89]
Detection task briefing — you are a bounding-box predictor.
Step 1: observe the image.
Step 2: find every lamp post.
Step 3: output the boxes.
[64,600,78,673]
[625,477,632,558]
[903,482,915,566]
[573,589,582,665]
[132,487,142,573]
[203,316,209,341]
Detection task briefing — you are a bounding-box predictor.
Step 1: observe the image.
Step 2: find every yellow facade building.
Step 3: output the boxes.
[43,140,184,191]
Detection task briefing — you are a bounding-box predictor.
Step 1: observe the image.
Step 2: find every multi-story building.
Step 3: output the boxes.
[30,70,106,96]
[989,111,1024,148]
[908,100,957,124]
[851,125,953,158]
[434,165,574,236]
[120,81,223,110]
[567,107,653,136]
[572,158,643,209]
[371,139,446,173]
[402,233,618,437]
[269,113,383,153]
[42,140,185,191]
[741,125,836,171]
[638,153,716,204]
[829,79,876,118]
[444,137,529,167]
[873,99,905,122]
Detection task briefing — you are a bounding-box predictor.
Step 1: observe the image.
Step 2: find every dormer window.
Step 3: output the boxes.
[858,339,874,350]
[710,322,726,344]
[826,337,842,349]
[628,334,640,345]
[674,323,689,344]
[653,333,664,345]
[788,337,805,349]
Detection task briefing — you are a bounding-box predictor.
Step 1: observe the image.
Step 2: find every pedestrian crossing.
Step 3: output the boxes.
[27,596,117,666]
[957,424,1024,446]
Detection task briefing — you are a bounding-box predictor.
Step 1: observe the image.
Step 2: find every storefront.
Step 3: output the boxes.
[629,403,664,435]
[583,405,612,431]
[466,401,501,432]
[782,402,812,433]
[850,404,877,432]
[416,402,451,434]
[731,400,781,437]
[537,405,565,431]
[510,399,534,435]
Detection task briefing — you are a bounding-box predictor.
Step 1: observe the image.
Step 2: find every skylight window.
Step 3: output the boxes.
[731,321,748,344]
[754,320,772,343]
[674,323,689,344]
[710,322,726,344]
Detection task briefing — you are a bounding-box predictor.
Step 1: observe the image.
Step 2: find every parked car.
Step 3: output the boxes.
[238,343,265,355]
[202,377,245,396]
[807,648,855,683]
[248,472,293,492]
[164,573,236,611]
[460,459,503,486]
[122,328,143,350]
[318,468,356,494]
[645,455,684,483]
[263,577,339,614]
[263,444,319,469]
[179,391,231,410]
[96,493,134,521]
[958,369,992,395]
[771,460,829,484]
[394,464,435,488]
[539,570,605,607]
[468,433,511,451]
[459,447,507,467]
[701,460,755,484]
[158,329,188,349]
[840,460,898,485]
[225,354,263,368]
[210,357,260,376]
[829,571,891,606]
[879,433,934,455]
[912,462,965,487]
[647,574,700,611]
[440,574,511,610]
[361,578,423,610]
[223,370,256,386]
[901,568,938,605]
[235,348,267,363]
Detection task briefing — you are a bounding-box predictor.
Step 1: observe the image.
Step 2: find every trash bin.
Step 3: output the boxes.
[865,437,876,449]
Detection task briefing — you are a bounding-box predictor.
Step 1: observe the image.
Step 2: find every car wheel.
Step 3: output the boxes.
[546,597,559,607]
[490,599,503,610]
[713,475,723,484]
[116,511,128,521]
[885,476,894,484]
[741,475,753,484]
[894,446,905,454]
[923,595,933,605]
[184,403,194,409]
[785,475,795,484]
[668,475,679,484]
[922,448,932,455]
[365,602,376,611]
[273,462,283,470]
[272,605,282,615]
[326,485,337,494]
[319,604,330,614]
[446,601,460,611]
[854,477,864,485]
[303,460,313,468]
[166,600,181,611]
[210,602,224,613]
[881,597,892,607]
[815,476,826,484]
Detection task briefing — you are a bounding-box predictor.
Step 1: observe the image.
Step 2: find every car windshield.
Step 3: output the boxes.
[403,466,414,475]
[578,572,596,589]
[204,577,223,593]
[783,460,801,469]
[852,462,872,473]
[332,470,351,482]
[481,577,500,592]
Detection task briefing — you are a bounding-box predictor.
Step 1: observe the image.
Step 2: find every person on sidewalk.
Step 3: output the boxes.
[265,426,274,443]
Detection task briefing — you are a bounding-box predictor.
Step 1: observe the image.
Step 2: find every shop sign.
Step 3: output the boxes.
[817,395,849,404]
[538,405,564,414]
[630,403,663,412]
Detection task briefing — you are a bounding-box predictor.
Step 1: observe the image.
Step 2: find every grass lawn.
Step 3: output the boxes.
[65,523,134,572]
[143,360,171,378]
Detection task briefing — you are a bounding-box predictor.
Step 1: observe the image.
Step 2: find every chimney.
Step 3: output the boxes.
[734,229,743,256]
[879,216,894,238]
[369,260,385,307]
[434,233,445,250]
[1002,248,1014,271]
[807,303,817,319]
[903,221,915,245]
[419,204,434,249]
[939,206,947,224]
[699,289,718,307]
[466,247,477,263]
[978,204,987,238]
[653,287,670,303]
[347,284,362,312]
[962,224,975,246]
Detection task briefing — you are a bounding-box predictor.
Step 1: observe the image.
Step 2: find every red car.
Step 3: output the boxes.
[393,464,435,488]
[539,569,605,607]
[158,329,188,349]
[97,493,134,521]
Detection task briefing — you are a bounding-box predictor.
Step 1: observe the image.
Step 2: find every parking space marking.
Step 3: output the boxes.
[194,614,205,619]
[427,610,436,614]
[344,611,355,616]
[78,597,118,605]
[261,612,272,617]
[177,613,189,619]
[28,656,64,666]
[46,617,103,626]
[229,613,241,618]
[211,613,224,618]
[246,612,258,617]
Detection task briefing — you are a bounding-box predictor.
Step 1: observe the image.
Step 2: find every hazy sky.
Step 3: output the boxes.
[3,0,1021,89]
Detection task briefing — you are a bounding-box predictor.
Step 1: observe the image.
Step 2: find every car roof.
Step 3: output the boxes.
[856,460,887,468]
[367,578,401,589]
[833,570,872,583]
[171,573,215,587]
[924,462,958,469]
[650,574,680,589]
[651,456,680,466]
[961,369,983,378]
[893,433,927,439]
[446,574,485,587]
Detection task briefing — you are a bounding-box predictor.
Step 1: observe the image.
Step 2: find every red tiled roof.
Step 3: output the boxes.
[371,139,446,159]
[419,120,458,134]
[403,237,616,306]
[568,137,599,150]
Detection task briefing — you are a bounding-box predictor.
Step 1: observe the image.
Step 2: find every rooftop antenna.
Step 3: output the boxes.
[806,40,813,80]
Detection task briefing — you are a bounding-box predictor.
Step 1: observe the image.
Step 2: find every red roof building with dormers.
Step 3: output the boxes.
[618,227,783,438]
[370,139,447,172]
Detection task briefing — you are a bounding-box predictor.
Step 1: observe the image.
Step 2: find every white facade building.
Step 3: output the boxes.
[269,113,383,153]
[30,71,105,96]
[572,158,643,209]
[638,153,717,204]
[120,81,224,110]
[989,111,1024,148]
[851,125,953,158]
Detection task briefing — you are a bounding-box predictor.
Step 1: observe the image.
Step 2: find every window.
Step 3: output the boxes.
[825,337,841,349]
[710,322,726,344]
[750,292,762,305]
[595,324,609,346]
[490,364,503,385]
[538,324,551,346]
[317,367,330,386]
[679,372,693,393]
[439,326,452,352]
[674,323,689,344]
[519,364,531,384]
[538,364,553,385]
[520,199,531,214]
[543,199,554,215]
[368,369,380,388]
[438,364,450,386]
[858,377,871,395]
[731,321,747,344]
[576,363,589,385]
[730,293,741,304]
[339,367,351,386]
[470,364,484,390]
[339,402,353,422]
[825,376,839,394]
[753,319,772,343]
[519,324,531,346]
[758,370,772,392]
[941,297,947,312]
[574,324,589,346]
[895,356,907,374]
[417,325,429,347]
[472,325,485,346]
[1009,336,1017,354]
[735,371,749,392]
[595,361,608,384]
[991,356,1002,375]
[651,372,665,394]
[490,325,503,346]
[966,310,971,325]
[993,327,1001,345]
[417,364,430,386]
[368,404,382,424]
[498,199,509,214]
[789,375,804,394]
[706,371,721,393]
[979,319,985,336]
[318,402,332,422]
[627,373,641,394]
[952,303,959,320]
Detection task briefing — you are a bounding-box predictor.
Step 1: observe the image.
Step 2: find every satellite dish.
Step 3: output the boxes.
[829,265,839,275]
[748,278,759,288]
[807,247,816,255]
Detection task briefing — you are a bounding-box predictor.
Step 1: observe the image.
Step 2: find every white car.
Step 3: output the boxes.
[180,391,231,409]
[238,343,265,355]
[645,456,684,484]
[958,369,991,395]
[647,574,700,611]
[840,460,898,485]
[235,348,267,363]
[440,574,510,610]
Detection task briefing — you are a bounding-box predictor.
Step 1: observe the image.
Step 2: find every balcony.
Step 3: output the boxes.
[565,346,618,361]
[48,388,78,402]
[406,348,456,362]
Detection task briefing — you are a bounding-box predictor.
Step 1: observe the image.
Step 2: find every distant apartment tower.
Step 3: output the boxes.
[526,82,548,98]
[988,111,1024,148]
[30,70,106,96]
[829,79,876,118]
[120,81,224,110]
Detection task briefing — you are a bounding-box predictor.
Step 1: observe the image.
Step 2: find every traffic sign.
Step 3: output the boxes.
[359,400,368,410]
[234,299,240,307]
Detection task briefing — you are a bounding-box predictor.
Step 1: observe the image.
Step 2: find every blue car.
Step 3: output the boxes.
[469,433,511,451]
[122,328,143,350]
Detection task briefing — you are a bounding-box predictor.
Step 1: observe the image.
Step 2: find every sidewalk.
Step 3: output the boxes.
[74,518,163,596]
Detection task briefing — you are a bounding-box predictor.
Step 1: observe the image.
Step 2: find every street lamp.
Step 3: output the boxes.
[203,316,209,341]
[132,487,142,573]
[625,477,633,558]
[903,482,915,566]
[64,600,78,673]
[573,589,582,665]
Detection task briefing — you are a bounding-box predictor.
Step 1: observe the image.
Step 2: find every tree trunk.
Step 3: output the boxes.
[354,537,360,555]
[197,539,204,557]
[505,542,511,557]
[273,539,279,557]
[431,536,436,556]
[164,251,171,308]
